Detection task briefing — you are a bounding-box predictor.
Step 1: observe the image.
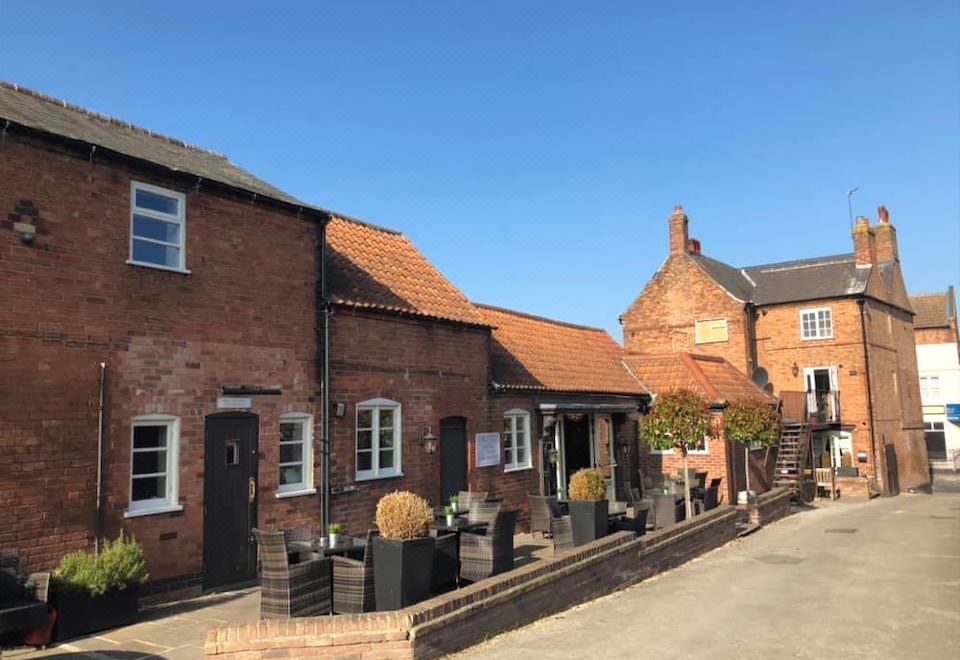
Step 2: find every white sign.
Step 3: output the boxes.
[475,432,501,468]
[217,397,252,410]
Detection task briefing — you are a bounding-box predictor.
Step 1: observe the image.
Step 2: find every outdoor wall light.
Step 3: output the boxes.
[14,221,36,245]
[544,442,559,466]
[791,362,800,377]
[420,427,439,455]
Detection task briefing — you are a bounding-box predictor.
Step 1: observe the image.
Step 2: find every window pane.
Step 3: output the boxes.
[379,449,394,469]
[133,425,167,449]
[516,444,526,463]
[503,417,512,434]
[280,422,302,443]
[357,450,373,471]
[357,409,373,429]
[136,188,179,215]
[504,448,513,465]
[357,430,373,450]
[280,465,303,486]
[280,444,303,464]
[379,429,394,448]
[132,475,165,501]
[133,239,180,267]
[133,215,180,244]
[132,450,166,475]
[379,408,394,429]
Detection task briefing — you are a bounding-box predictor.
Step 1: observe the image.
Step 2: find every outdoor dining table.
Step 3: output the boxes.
[429,519,488,588]
[287,535,366,560]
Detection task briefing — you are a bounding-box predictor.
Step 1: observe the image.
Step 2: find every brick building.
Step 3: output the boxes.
[0,82,330,599]
[910,288,960,468]
[623,205,929,494]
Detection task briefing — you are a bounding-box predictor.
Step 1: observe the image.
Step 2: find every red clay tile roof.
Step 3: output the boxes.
[326,216,486,326]
[475,304,647,395]
[910,292,954,329]
[623,353,775,406]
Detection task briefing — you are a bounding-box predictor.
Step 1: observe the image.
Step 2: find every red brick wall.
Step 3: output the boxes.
[622,254,751,373]
[0,133,323,579]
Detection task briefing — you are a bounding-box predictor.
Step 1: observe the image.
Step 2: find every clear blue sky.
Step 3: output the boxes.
[2,1,958,338]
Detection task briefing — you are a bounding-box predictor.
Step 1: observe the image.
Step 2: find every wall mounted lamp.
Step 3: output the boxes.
[791,362,800,377]
[420,427,439,455]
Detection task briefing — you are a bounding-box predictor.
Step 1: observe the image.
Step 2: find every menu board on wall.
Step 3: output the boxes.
[475,432,501,468]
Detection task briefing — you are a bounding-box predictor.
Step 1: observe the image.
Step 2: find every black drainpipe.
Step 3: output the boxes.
[745,302,759,375]
[857,297,881,492]
[318,218,332,531]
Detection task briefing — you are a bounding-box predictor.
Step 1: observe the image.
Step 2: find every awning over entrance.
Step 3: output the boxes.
[537,402,639,414]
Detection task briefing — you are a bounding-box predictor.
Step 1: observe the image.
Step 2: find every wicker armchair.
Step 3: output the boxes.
[459,509,518,582]
[458,490,489,512]
[467,500,501,528]
[528,494,561,537]
[0,549,51,647]
[612,508,649,536]
[253,529,331,618]
[331,530,377,614]
[550,515,575,554]
[283,527,319,563]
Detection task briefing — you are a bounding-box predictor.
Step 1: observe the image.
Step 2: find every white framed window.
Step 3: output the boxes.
[356,398,402,480]
[695,318,728,344]
[800,307,833,340]
[503,409,532,471]
[128,181,188,273]
[126,414,182,517]
[278,413,314,496]
[688,436,709,455]
[920,376,941,400]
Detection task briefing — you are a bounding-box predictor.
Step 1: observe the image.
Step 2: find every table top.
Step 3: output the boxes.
[430,520,488,534]
[288,536,366,556]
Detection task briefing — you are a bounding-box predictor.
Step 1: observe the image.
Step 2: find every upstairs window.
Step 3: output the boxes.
[356,399,402,480]
[503,409,532,471]
[920,376,941,400]
[800,307,833,340]
[695,318,729,344]
[129,181,187,272]
[278,413,314,495]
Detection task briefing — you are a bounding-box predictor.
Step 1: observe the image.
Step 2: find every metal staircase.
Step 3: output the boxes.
[773,423,812,497]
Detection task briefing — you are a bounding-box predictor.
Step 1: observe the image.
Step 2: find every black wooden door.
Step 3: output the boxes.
[440,417,468,504]
[203,413,259,590]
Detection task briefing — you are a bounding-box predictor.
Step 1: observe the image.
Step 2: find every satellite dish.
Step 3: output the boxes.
[751,367,769,389]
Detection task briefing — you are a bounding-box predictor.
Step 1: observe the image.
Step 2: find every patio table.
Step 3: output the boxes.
[429,520,488,588]
[288,536,366,559]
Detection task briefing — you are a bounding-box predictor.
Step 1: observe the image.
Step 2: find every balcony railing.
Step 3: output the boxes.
[780,389,841,425]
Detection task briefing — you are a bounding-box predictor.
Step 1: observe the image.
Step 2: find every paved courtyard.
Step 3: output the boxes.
[7,475,959,659]
[458,479,960,660]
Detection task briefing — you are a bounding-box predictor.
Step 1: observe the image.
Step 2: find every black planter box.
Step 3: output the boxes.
[569,499,608,546]
[52,585,139,641]
[373,536,434,611]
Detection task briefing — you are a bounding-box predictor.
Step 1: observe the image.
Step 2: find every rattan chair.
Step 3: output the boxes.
[459,490,489,511]
[283,527,319,563]
[467,500,501,528]
[331,530,377,614]
[612,508,649,536]
[253,529,331,618]
[459,509,518,582]
[528,494,561,537]
[431,532,459,592]
[550,515,575,554]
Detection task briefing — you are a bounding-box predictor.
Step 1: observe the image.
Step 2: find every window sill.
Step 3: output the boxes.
[355,472,404,482]
[124,503,183,518]
[504,465,534,474]
[126,259,191,275]
[800,336,834,341]
[276,488,317,499]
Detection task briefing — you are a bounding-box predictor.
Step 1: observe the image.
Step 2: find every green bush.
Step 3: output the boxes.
[54,532,148,596]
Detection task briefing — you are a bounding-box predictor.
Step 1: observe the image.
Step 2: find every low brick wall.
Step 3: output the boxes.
[746,487,792,526]
[834,476,872,500]
[205,507,737,659]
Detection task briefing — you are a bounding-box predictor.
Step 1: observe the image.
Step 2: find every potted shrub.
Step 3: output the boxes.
[443,505,455,527]
[327,523,344,546]
[567,468,608,546]
[373,491,434,610]
[51,532,148,640]
[449,494,460,513]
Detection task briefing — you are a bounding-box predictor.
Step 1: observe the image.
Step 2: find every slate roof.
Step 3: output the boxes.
[326,216,487,327]
[689,252,872,306]
[475,304,647,396]
[623,353,775,406]
[0,81,320,211]
[910,291,955,329]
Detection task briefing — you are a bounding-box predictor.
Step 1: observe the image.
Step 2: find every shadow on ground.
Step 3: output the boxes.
[139,587,253,621]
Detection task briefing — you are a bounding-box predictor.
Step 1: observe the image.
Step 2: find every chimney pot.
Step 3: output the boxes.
[874,205,899,262]
[668,205,689,255]
[853,216,876,268]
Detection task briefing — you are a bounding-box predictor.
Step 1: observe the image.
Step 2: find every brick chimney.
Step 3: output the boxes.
[669,205,689,255]
[853,216,876,268]
[874,205,899,262]
[686,238,702,255]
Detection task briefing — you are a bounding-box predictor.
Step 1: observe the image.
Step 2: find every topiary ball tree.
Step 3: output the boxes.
[640,389,713,519]
[375,491,432,540]
[724,399,780,494]
[568,468,608,502]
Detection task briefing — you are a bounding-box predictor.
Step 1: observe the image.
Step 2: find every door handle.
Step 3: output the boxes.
[249,477,256,503]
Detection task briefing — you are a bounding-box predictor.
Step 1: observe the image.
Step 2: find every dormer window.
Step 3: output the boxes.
[128,181,188,273]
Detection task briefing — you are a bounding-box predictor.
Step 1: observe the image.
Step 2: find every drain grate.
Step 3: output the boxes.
[825,528,858,534]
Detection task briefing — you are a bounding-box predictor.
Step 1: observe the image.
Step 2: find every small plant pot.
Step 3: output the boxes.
[373,536,435,611]
[450,502,459,513]
[329,533,340,547]
[445,514,455,526]
[569,499,608,546]
[52,584,139,641]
